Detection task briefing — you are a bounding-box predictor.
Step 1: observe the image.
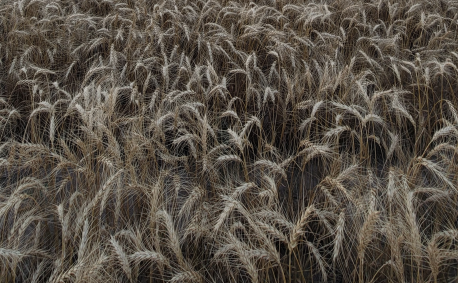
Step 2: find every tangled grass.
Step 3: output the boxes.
[1,0,458,282]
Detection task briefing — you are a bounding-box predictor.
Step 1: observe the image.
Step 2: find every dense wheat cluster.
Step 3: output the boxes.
[1,0,458,282]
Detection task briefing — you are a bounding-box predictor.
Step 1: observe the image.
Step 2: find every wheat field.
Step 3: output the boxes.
[1,0,458,282]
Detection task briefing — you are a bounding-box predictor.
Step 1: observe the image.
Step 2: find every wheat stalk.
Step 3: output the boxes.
[110,236,132,281]
[289,205,315,250]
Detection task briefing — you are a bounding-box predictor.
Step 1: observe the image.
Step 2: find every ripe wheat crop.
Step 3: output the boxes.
[1,0,458,282]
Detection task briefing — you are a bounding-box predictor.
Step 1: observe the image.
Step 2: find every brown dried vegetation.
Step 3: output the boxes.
[1,0,458,282]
